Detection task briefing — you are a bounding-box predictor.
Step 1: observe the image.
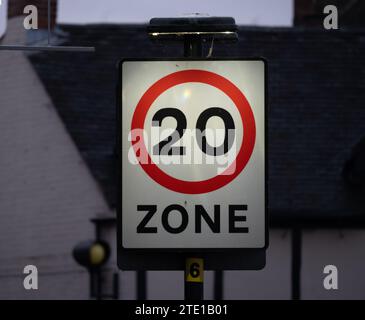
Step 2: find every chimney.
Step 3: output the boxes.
[294,0,322,26]
[8,0,57,29]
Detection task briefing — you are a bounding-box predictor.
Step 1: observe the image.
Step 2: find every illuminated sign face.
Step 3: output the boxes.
[119,59,266,249]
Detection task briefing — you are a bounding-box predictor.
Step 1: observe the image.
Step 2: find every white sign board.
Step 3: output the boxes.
[120,59,266,249]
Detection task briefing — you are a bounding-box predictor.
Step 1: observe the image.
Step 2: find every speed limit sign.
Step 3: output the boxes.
[117,59,267,268]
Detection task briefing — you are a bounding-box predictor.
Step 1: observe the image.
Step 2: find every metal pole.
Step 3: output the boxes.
[214,270,224,300]
[113,273,120,300]
[292,227,302,300]
[89,270,95,299]
[184,35,203,57]
[96,269,102,300]
[137,271,147,300]
[185,258,204,300]
[183,35,204,301]
[48,0,51,45]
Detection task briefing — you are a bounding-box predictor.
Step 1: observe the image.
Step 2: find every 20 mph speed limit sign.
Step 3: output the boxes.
[117,59,267,259]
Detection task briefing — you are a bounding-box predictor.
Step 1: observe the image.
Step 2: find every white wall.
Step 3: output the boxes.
[0,17,114,299]
[0,0,7,38]
[57,0,293,26]
[301,229,365,300]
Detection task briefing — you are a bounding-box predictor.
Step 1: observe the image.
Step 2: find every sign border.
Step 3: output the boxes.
[117,58,268,270]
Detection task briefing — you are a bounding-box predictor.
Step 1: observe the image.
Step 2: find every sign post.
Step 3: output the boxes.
[117,17,268,301]
[183,33,204,300]
[185,258,204,300]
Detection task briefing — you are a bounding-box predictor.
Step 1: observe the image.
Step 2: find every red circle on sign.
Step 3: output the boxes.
[131,69,256,194]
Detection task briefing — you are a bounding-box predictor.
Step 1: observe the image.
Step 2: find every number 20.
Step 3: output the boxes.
[152,107,235,156]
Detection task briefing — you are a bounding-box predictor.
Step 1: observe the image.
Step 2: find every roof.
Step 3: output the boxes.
[28,25,365,226]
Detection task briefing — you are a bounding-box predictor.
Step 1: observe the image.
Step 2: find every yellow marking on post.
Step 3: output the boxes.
[185,258,204,283]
